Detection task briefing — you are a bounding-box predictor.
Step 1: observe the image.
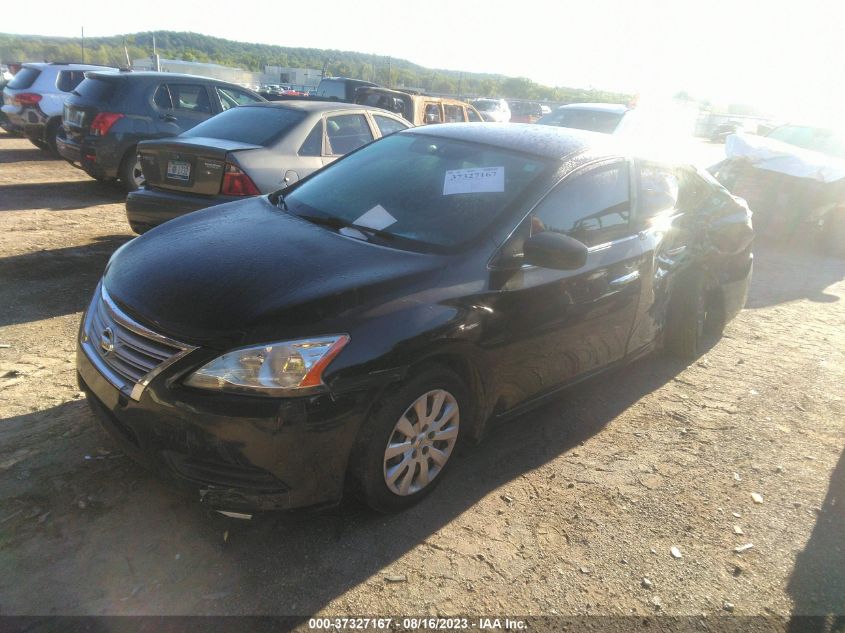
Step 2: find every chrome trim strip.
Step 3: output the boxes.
[609,270,641,286]
[81,282,197,401]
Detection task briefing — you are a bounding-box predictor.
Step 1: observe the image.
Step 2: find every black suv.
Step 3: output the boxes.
[57,71,264,190]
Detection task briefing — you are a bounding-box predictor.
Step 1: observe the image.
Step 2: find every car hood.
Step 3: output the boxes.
[103,196,447,348]
[725,132,845,183]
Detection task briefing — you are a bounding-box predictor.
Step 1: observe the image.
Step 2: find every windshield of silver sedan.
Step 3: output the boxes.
[277,133,551,249]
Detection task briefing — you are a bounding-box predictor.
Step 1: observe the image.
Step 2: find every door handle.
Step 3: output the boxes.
[609,270,640,287]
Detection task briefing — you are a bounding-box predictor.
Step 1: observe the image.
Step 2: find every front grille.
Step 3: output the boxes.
[81,283,196,400]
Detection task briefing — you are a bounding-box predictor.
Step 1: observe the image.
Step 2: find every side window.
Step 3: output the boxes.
[373,114,407,137]
[444,104,463,123]
[423,103,442,124]
[299,121,324,156]
[466,107,482,122]
[531,162,631,247]
[638,163,679,218]
[153,84,173,110]
[216,86,262,111]
[169,84,212,113]
[57,70,87,93]
[325,114,375,155]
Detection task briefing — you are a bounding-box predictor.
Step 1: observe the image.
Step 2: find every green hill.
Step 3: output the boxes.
[0,30,631,103]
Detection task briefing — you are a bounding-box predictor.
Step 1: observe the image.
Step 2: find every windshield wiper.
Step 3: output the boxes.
[274,192,289,211]
[295,213,399,243]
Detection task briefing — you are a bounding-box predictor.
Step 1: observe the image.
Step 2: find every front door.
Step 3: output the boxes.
[484,159,645,406]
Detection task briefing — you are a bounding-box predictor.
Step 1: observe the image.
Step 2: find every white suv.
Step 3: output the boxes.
[2,62,115,152]
[471,98,511,123]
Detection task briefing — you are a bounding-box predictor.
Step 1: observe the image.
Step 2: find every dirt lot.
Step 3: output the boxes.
[0,132,843,624]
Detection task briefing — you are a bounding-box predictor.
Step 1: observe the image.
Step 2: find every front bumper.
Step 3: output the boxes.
[76,329,375,512]
[125,187,239,234]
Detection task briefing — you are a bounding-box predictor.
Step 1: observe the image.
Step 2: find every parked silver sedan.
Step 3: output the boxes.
[125,101,411,233]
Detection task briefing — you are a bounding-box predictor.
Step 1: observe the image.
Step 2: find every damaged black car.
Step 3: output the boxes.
[76,124,754,514]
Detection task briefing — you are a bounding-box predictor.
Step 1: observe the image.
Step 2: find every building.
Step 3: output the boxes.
[263,66,321,89]
[133,57,263,87]
[132,58,322,90]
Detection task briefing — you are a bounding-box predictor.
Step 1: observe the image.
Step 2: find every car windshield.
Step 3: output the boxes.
[281,133,551,250]
[181,106,306,146]
[473,100,499,112]
[537,108,624,134]
[766,125,845,158]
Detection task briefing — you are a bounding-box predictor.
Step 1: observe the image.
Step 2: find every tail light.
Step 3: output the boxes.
[14,93,42,106]
[221,163,260,196]
[89,112,124,137]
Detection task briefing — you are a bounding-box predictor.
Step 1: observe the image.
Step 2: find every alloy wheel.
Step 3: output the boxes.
[131,158,145,188]
[382,389,459,496]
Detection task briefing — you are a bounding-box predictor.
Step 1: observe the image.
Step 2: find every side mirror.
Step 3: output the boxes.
[524,232,588,270]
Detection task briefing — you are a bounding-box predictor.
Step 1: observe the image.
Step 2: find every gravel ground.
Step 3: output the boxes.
[0,132,843,624]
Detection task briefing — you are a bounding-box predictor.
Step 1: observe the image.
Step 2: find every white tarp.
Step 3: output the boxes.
[725,133,845,183]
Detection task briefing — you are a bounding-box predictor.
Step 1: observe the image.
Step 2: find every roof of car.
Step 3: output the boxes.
[241,100,397,113]
[557,102,630,114]
[23,62,115,71]
[87,71,246,85]
[405,123,605,160]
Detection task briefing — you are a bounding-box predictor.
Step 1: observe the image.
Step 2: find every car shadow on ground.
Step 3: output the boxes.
[0,353,691,616]
[0,145,62,164]
[0,180,125,212]
[745,241,845,309]
[0,235,132,327]
[786,446,845,633]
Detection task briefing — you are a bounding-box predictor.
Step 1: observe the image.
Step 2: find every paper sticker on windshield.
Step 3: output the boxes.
[353,205,397,230]
[443,167,505,195]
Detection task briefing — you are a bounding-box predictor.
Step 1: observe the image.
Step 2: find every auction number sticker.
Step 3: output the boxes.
[443,167,505,195]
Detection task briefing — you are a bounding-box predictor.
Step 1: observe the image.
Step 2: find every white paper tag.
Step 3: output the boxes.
[443,166,505,195]
[352,205,397,230]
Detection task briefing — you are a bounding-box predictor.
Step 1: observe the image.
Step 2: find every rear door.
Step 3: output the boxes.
[157,83,216,134]
[488,159,644,400]
[323,112,375,164]
[626,162,701,352]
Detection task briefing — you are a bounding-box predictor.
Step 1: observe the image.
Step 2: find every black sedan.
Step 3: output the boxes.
[76,124,754,513]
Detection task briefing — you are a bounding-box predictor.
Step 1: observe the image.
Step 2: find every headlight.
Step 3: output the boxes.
[184,335,349,396]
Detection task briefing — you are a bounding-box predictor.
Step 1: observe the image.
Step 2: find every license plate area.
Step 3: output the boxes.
[65,106,86,127]
[166,159,191,183]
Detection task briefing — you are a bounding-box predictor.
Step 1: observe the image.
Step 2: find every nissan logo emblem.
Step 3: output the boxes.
[100,327,116,355]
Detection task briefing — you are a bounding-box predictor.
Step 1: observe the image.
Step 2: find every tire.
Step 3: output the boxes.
[45,119,61,155]
[119,148,145,192]
[350,366,467,513]
[821,207,845,258]
[664,269,720,360]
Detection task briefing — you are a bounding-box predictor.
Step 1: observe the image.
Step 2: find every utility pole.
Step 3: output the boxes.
[81,27,85,63]
[152,33,160,71]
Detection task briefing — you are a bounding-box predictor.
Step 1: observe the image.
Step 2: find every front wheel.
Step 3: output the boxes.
[350,367,467,512]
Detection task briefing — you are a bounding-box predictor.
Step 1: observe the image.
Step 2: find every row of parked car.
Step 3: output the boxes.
[3,62,843,257]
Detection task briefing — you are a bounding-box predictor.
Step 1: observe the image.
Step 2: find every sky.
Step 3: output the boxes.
[4,0,845,125]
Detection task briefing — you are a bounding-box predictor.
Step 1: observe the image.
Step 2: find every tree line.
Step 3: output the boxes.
[0,31,632,103]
